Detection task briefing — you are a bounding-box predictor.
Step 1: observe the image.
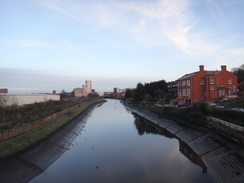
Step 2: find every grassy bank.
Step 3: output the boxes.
[207,120,243,141]
[0,98,105,159]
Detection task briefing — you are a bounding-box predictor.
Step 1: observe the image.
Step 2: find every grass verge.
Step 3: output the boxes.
[207,120,243,139]
[0,98,105,159]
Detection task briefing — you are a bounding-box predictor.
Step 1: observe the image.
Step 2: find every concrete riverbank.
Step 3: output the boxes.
[0,102,102,183]
[125,104,244,183]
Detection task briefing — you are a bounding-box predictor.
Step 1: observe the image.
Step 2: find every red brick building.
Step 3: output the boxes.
[0,88,8,93]
[177,65,237,105]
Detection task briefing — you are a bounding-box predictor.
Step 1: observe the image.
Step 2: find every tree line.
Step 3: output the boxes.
[232,64,244,83]
[124,80,172,103]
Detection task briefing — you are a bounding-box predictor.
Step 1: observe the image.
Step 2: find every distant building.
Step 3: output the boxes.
[4,94,60,106]
[73,88,83,97]
[177,65,238,105]
[73,80,92,97]
[113,88,125,95]
[167,81,178,98]
[97,92,104,97]
[0,88,8,93]
[113,88,125,98]
[85,80,92,93]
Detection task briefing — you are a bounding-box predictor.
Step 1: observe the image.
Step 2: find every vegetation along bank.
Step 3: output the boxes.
[0,98,105,159]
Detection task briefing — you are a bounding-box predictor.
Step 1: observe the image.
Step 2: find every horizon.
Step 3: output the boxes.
[1,0,244,93]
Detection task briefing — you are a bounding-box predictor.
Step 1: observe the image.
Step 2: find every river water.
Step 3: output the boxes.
[30,99,215,183]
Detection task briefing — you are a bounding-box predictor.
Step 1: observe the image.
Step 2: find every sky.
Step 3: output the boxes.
[0,0,244,93]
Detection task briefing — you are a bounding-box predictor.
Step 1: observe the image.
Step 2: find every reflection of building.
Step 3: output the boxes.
[73,80,92,97]
[177,65,237,105]
[179,141,207,173]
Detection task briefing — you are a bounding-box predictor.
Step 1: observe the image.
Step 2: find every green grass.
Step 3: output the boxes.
[207,120,243,138]
[0,98,105,159]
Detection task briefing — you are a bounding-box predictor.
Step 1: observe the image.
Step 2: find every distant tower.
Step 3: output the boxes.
[86,80,92,93]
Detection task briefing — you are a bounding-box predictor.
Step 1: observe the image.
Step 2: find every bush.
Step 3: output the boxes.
[166,108,206,125]
[192,102,208,115]
[0,100,81,131]
[209,108,244,126]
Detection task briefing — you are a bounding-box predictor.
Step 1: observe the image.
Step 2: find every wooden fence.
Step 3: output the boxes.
[0,105,79,142]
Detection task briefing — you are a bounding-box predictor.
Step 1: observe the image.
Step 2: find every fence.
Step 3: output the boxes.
[207,116,244,132]
[0,104,79,142]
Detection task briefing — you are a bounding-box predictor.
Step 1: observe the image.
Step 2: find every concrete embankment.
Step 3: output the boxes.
[126,105,244,183]
[0,102,104,183]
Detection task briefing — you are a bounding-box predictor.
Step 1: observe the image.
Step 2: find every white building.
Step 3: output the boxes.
[73,80,92,97]
[2,94,60,106]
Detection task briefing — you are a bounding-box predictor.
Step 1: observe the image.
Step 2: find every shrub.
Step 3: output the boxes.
[192,102,208,115]
[166,108,206,125]
[209,108,244,126]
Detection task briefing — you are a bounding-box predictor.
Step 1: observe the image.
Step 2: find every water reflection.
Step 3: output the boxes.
[133,113,174,138]
[0,99,216,183]
[179,141,208,174]
[133,113,208,174]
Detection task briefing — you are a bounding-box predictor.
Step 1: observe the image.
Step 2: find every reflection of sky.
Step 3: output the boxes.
[31,99,215,183]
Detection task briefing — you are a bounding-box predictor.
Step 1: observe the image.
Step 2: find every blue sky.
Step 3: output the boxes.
[0,0,244,93]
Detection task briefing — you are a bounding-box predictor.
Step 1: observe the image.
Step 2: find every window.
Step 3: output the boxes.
[183,89,186,96]
[210,78,214,84]
[178,89,181,96]
[200,79,204,85]
[187,80,190,86]
[228,79,232,84]
[182,80,185,86]
[210,86,214,90]
[187,88,191,97]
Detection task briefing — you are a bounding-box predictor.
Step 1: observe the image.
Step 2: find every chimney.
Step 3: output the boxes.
[199,65,204,71]
[53,90,56,95]
[221,65,227,71]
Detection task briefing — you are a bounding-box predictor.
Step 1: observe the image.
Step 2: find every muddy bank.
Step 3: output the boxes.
[0,103,101,183]
[126,104,244,183]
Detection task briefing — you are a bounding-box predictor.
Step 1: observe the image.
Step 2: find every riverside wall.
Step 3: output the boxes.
[0,102,101,183]
[125,104,244,183]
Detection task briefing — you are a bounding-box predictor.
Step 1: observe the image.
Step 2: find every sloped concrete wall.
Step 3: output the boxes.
[0,103,98,183]
[126,104,244,183]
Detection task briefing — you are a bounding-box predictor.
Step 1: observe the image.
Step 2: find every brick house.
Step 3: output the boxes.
[177,65,238,105]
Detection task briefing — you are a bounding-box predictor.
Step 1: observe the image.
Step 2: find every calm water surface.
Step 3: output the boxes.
[30,99,215,183]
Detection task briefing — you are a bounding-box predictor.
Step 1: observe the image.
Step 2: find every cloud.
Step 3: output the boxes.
[34,0,241,62]
[3,40,56,47]
[226,48,244,56]
[37,0,196,48]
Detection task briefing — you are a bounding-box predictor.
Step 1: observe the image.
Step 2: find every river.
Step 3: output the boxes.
[28,99,215,183]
